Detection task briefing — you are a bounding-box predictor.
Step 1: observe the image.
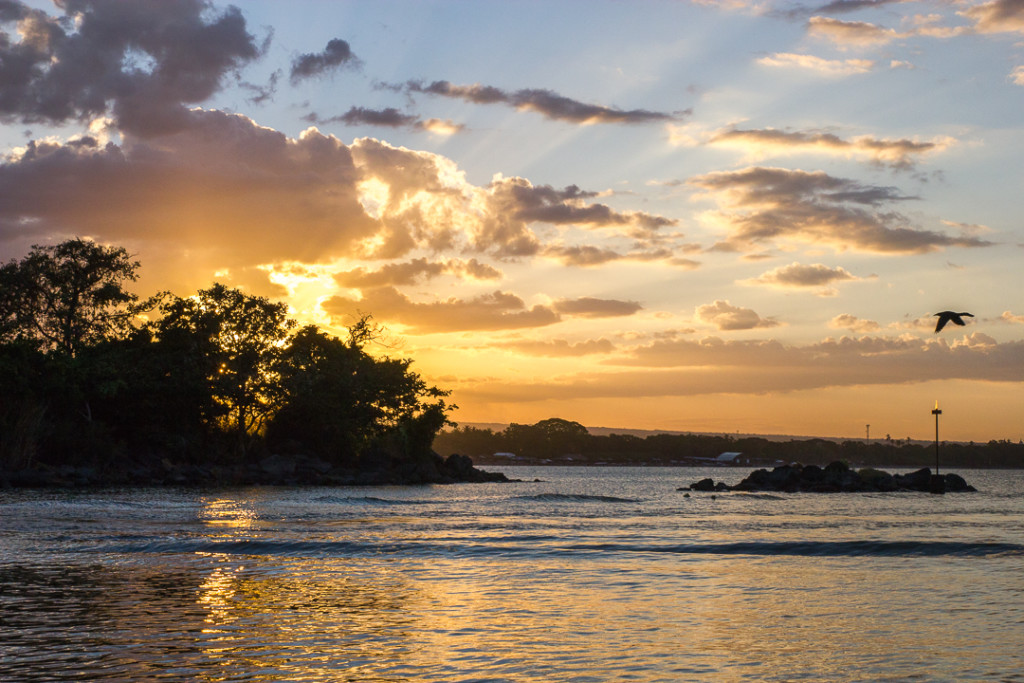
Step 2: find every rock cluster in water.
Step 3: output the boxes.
[1,452,509,488]
[685,461,976,494]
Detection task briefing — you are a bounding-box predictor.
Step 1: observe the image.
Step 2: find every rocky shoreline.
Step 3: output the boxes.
[686,461,976,494]
[0,452,510,489]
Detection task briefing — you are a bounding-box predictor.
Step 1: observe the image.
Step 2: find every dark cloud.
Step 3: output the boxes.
[402,80,685,125]
[0,0,262,136]
[289,38,360,84]
[777,0,907,18]
[689,167,993,254]
[304,107,465,135]
[311,106,419,128]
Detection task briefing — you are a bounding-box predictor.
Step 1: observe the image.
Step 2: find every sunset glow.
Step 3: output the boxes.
[2,0,1023,441]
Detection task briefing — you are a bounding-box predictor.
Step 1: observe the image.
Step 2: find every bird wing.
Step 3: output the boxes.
[934,315,949,332]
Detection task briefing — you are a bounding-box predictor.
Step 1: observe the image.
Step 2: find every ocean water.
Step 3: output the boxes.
[1,466,1023,682]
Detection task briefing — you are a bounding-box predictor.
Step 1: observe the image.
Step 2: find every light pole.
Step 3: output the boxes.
[931,400,942,476]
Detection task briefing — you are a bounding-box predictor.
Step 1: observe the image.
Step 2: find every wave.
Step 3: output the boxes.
[310,495,433,506]
[565,540,1024,558]
[513,493,641,504]
[84,537,1024,560]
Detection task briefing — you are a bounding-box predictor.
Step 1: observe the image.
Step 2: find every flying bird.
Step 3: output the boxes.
[933,311,973,333]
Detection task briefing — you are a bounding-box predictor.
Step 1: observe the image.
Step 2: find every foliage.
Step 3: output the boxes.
[0,240,454,472]
[0,239,155,356]
[156,284,295,454]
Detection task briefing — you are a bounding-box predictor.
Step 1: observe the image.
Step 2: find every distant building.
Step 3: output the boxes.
[493,452,517,459]
[716,452,744,464]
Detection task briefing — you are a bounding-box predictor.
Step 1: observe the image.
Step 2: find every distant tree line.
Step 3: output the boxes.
[435,418,1024,469]
[0,239,454,481]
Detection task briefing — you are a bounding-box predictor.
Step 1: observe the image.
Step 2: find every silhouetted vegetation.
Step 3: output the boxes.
[436,419,1024,469]
[0,239,490,486]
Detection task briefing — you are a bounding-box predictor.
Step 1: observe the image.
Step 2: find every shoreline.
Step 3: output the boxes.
[0,452,510,489]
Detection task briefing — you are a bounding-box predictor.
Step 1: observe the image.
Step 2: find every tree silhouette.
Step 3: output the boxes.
[156,284,295,455]
[0,239,152,356]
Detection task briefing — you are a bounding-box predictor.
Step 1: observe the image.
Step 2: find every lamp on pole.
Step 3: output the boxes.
[931,400,942,476]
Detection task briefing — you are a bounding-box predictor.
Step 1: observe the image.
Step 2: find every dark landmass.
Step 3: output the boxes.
[1,452,509,489]
[437,418,1024,469]
[685,461,976,494]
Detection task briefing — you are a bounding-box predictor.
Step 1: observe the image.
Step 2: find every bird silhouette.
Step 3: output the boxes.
[933,311,973,333]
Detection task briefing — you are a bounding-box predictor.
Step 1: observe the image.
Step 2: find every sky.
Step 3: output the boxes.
[1,0,1023,442]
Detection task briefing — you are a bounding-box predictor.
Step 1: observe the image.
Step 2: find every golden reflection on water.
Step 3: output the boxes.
[199,495,260,531]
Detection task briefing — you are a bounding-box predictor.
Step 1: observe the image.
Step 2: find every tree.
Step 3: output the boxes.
[155,283,295,454]
[267,319,453,465]
[0,239,151,356]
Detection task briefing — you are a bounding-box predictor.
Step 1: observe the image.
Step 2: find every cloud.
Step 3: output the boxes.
[543,244,701,269]
[0,0,262,136]
[551,297,642,318]
[323,287,560,333]
[812,0,909,13]
[322,288,640,333]
[695,300,779,331]
[0,109,677,289]
[1012,65,1024,85]
[743,262,862,295]
[961,0,1024,34]
[309,107,419,128]
[829,313,881,333]
[498,338,617,357]
[688,166,993,254]
[418,118,465,135]
[334,258,502,287]
[757,52,875,75]
[290,38,360,83]
[305,108,466,135]
[401,80,685,125]
[807,16,903,46]
[1001,311,1024,324]
[702,126,952,169]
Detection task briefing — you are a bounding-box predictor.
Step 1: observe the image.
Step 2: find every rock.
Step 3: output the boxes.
[944,473,976,492]
[706,462,976,494]
[893,467,932,492]
[259,454,297,478]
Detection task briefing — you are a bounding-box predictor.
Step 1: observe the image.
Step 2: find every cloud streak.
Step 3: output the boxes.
[322,287,642,333]
[701,126,952,169]
[400,80,686,125]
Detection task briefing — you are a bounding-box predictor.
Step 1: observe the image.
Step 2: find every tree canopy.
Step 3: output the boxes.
[0,239,455,478]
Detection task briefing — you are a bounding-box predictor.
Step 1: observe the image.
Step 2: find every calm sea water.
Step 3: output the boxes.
[2,466,1023,682]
